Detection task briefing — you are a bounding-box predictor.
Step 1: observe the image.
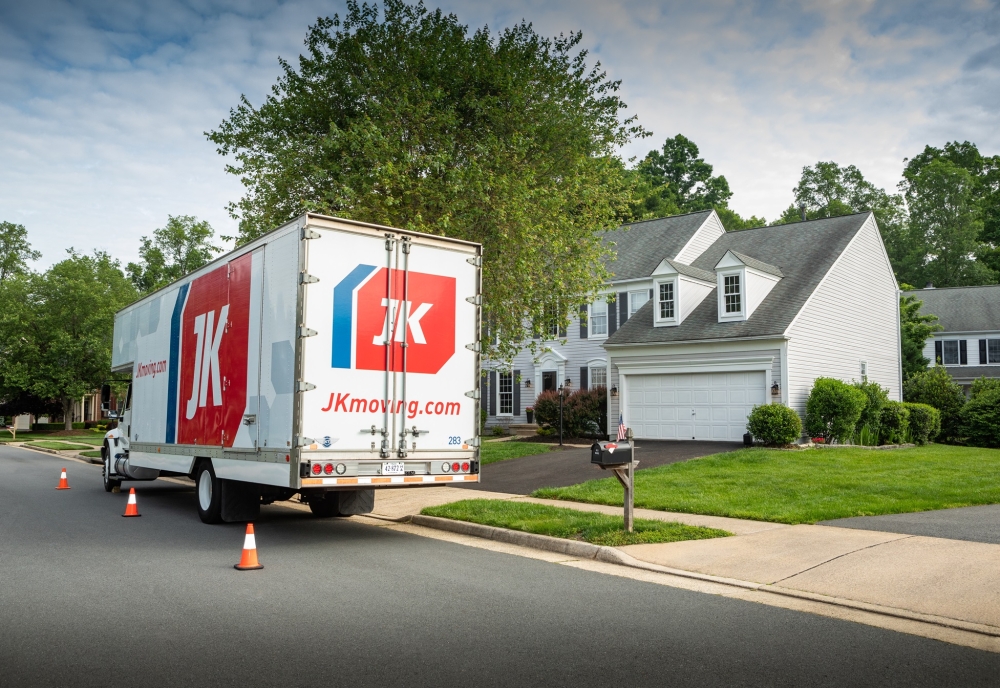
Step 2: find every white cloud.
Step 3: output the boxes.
[1,0,997,270]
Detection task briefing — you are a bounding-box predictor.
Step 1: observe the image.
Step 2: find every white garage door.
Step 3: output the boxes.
[626,372,766,441]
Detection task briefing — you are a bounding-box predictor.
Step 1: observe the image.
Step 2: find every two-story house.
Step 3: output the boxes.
[481,209,726,425]
[905,284,1000,392]
[485,211,902,442]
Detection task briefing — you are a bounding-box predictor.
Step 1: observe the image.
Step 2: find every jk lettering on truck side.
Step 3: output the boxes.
[103,213,482,524]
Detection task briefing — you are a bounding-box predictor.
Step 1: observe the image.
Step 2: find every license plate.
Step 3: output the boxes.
[381,462,405,475]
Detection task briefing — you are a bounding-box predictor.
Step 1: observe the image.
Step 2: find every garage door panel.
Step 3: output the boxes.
[626,371,766,441]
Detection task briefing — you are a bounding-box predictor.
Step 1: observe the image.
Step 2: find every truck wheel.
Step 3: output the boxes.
[103,445,120,493]
[307,493,340,518]
[195,462,223,524]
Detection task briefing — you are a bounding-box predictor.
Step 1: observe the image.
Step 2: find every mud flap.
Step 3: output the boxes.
[221,479,261,522]
[337,489,375,516]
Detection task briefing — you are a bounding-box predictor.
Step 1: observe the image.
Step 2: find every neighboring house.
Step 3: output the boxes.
[604,212,901,441]
[905,284,1000,392]
[482,210,727,426]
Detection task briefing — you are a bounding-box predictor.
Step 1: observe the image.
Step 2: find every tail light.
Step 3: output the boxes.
[324,463,334,475]
[451,462,461,473]
[441,462,451,472]
[462,462,470,472]
[311,463,322,475]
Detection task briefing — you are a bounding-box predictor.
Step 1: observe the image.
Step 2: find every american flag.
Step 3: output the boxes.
[617,414,627,441]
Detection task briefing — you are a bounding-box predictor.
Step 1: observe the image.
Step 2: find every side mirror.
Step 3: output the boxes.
[100,384,111,412]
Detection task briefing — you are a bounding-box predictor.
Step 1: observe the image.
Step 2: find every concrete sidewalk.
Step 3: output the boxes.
[372,487,1000,640]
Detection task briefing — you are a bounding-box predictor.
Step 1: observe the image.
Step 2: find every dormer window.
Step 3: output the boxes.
[658,281,675,319]
[723,274,741,313]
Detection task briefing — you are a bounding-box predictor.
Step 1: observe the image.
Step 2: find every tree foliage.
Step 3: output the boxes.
[0,251,137,430]
[902,365,966,443]
[804,377,867,444]
[207,1,646,359]
[627,134,765,230]
[126,215,221,294]
[898,284,942,378]
[0,221,40,284]
[746,404,802,446]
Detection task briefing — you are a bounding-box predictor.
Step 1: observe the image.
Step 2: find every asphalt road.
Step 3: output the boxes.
[822,504,1000,545]
[3,444,1000,687]
[464,440,741,494]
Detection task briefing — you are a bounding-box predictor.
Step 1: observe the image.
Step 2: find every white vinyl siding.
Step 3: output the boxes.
[786,216,900,418]
[675,211,726,265]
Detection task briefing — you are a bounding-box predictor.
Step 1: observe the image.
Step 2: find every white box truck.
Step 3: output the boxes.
[101,214,482,523]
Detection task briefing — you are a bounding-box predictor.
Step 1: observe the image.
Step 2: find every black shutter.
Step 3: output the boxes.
[480,373,487,414]
[489,371,496,415]
[960,340,968,365]
[608,298,618,335]
[580,366,589,391]
[649,288,653,300]
[935,340,943,365]
[513,370,521,416]
[559,324,566,338]
[579,304,588,339]
[981,339,988,365]
[619,291,628,325]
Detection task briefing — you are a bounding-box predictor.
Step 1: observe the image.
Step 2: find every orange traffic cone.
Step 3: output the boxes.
[122,488,141,517]
[234,524,263,570]
[55,467,70,490]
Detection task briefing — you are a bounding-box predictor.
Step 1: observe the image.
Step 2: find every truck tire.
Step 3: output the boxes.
[102,444,120,493]
[307,492,340,518]
[195,462,223,524]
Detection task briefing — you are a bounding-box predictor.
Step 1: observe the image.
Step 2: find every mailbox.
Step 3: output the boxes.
[591,440,633,467]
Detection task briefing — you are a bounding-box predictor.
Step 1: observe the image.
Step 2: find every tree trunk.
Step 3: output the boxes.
[63,397,74,431]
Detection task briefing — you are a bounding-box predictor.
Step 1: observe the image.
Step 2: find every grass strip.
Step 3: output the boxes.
[80,450,102,458]
[534,444,1000,525]
[24,441,95,451]
[421,499,730,547]
[480,440,553,465]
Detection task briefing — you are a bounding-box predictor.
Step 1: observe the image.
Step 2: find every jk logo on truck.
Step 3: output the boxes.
[185,305,229,419]
[332,265,455,374]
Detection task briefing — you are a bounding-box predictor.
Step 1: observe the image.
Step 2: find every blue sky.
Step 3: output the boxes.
[1,0,998,268]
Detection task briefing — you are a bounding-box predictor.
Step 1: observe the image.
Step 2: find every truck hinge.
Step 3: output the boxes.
[465,295,481,305]
[296,381,316,392]
[294,436,316,448]
[466,255,482,267]
[464,437,481,447]
[300,273,320,284]
[401,236,411,254]
[298,326,318,338]
[464,389,480,399]
[464,342,480,353]
[302,227,322,239]
[384,233,397,251]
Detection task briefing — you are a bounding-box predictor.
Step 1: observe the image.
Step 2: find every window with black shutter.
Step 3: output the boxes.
[619,291,628,325]
[513,370,521,416]
[580,366,588,391]
[981,339,988,365]
[489,370,497,415]
[935,340,943,365]
[579,304,588,339]
[608,297,618,335]
[960,340,968,365]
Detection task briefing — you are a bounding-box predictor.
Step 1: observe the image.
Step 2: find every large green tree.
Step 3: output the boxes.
[0,221,40,284]
[126,215,221,294]
[775,161,907,266]
[902,159,994,287]
[207,1,645,358]
[898,284,941,379]
[0,251,137,430]
[628,134,765,230]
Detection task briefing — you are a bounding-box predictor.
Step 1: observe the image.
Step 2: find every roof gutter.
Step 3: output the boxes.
[604,334,789,348]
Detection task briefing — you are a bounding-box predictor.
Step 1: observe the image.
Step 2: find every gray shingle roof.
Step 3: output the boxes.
[729,251,784,277]
[904,285,1000,333]
[602,210,713,281]
[942,365,1000,382]
[606,213,874,345]
[663,259,716,282]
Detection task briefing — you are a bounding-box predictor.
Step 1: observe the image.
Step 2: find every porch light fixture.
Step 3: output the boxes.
[771,381,780,396]
[564,379,572,388]
[609,385,618,398]
[524,379,532,389]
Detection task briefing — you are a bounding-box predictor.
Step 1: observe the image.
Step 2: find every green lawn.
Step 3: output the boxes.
[80,450,102,458]
[480,440,553,465]
[25,441,95,451]
[1,432,106,445]
[534,444,1000,525]
[422,499,730,547]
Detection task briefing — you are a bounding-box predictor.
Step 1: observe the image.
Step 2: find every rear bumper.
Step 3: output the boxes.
[301,474,479,487]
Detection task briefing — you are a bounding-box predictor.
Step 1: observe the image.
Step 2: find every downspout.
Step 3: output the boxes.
[896,288,904,401]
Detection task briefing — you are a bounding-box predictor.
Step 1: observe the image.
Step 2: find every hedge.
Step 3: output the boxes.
[805,378,867,444]
[903,403,940,445]
[33,422,85,432]
[878,400,909,445]
[746,404,801,446]
[960,387,1000,449]
[533,388,607,438]
[903,366,965,442]
[853,379,888,439]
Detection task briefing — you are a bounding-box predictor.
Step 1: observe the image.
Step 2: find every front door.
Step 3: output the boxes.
[542,371,557,393]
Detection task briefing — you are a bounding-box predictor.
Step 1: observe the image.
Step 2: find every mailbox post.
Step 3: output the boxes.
[590,429,638,533]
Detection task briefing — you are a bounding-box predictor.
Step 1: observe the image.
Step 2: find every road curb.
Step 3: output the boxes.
[408,514,1000,639]
[9,443,101,464]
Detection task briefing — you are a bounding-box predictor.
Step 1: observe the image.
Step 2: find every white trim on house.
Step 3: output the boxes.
[675,210,726,265]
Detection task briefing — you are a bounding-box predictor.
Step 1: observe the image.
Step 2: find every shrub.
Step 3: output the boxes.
[804,377,868,444]
[903,365,965,442]
[960,387,1000,448]
[563,387,608,438]
[970,376,1000,400]
[746,404,802,446]
[852,379,888,438]
[903,402,940,445]
[878,400,910,445]
[532,391,561,428]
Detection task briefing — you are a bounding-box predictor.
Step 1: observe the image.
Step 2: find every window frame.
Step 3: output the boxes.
[589,298,609,338]
[717,269,744,320]
[628,289,650,317]
[654,278,677,325]
[497,371,514,416]
[942,340,960,366]
[988,338,1000,364]
[589,366,607,388]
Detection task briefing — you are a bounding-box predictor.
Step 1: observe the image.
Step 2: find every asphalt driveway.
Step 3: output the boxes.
[463,439,741,495]
[821,504,1000,546]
